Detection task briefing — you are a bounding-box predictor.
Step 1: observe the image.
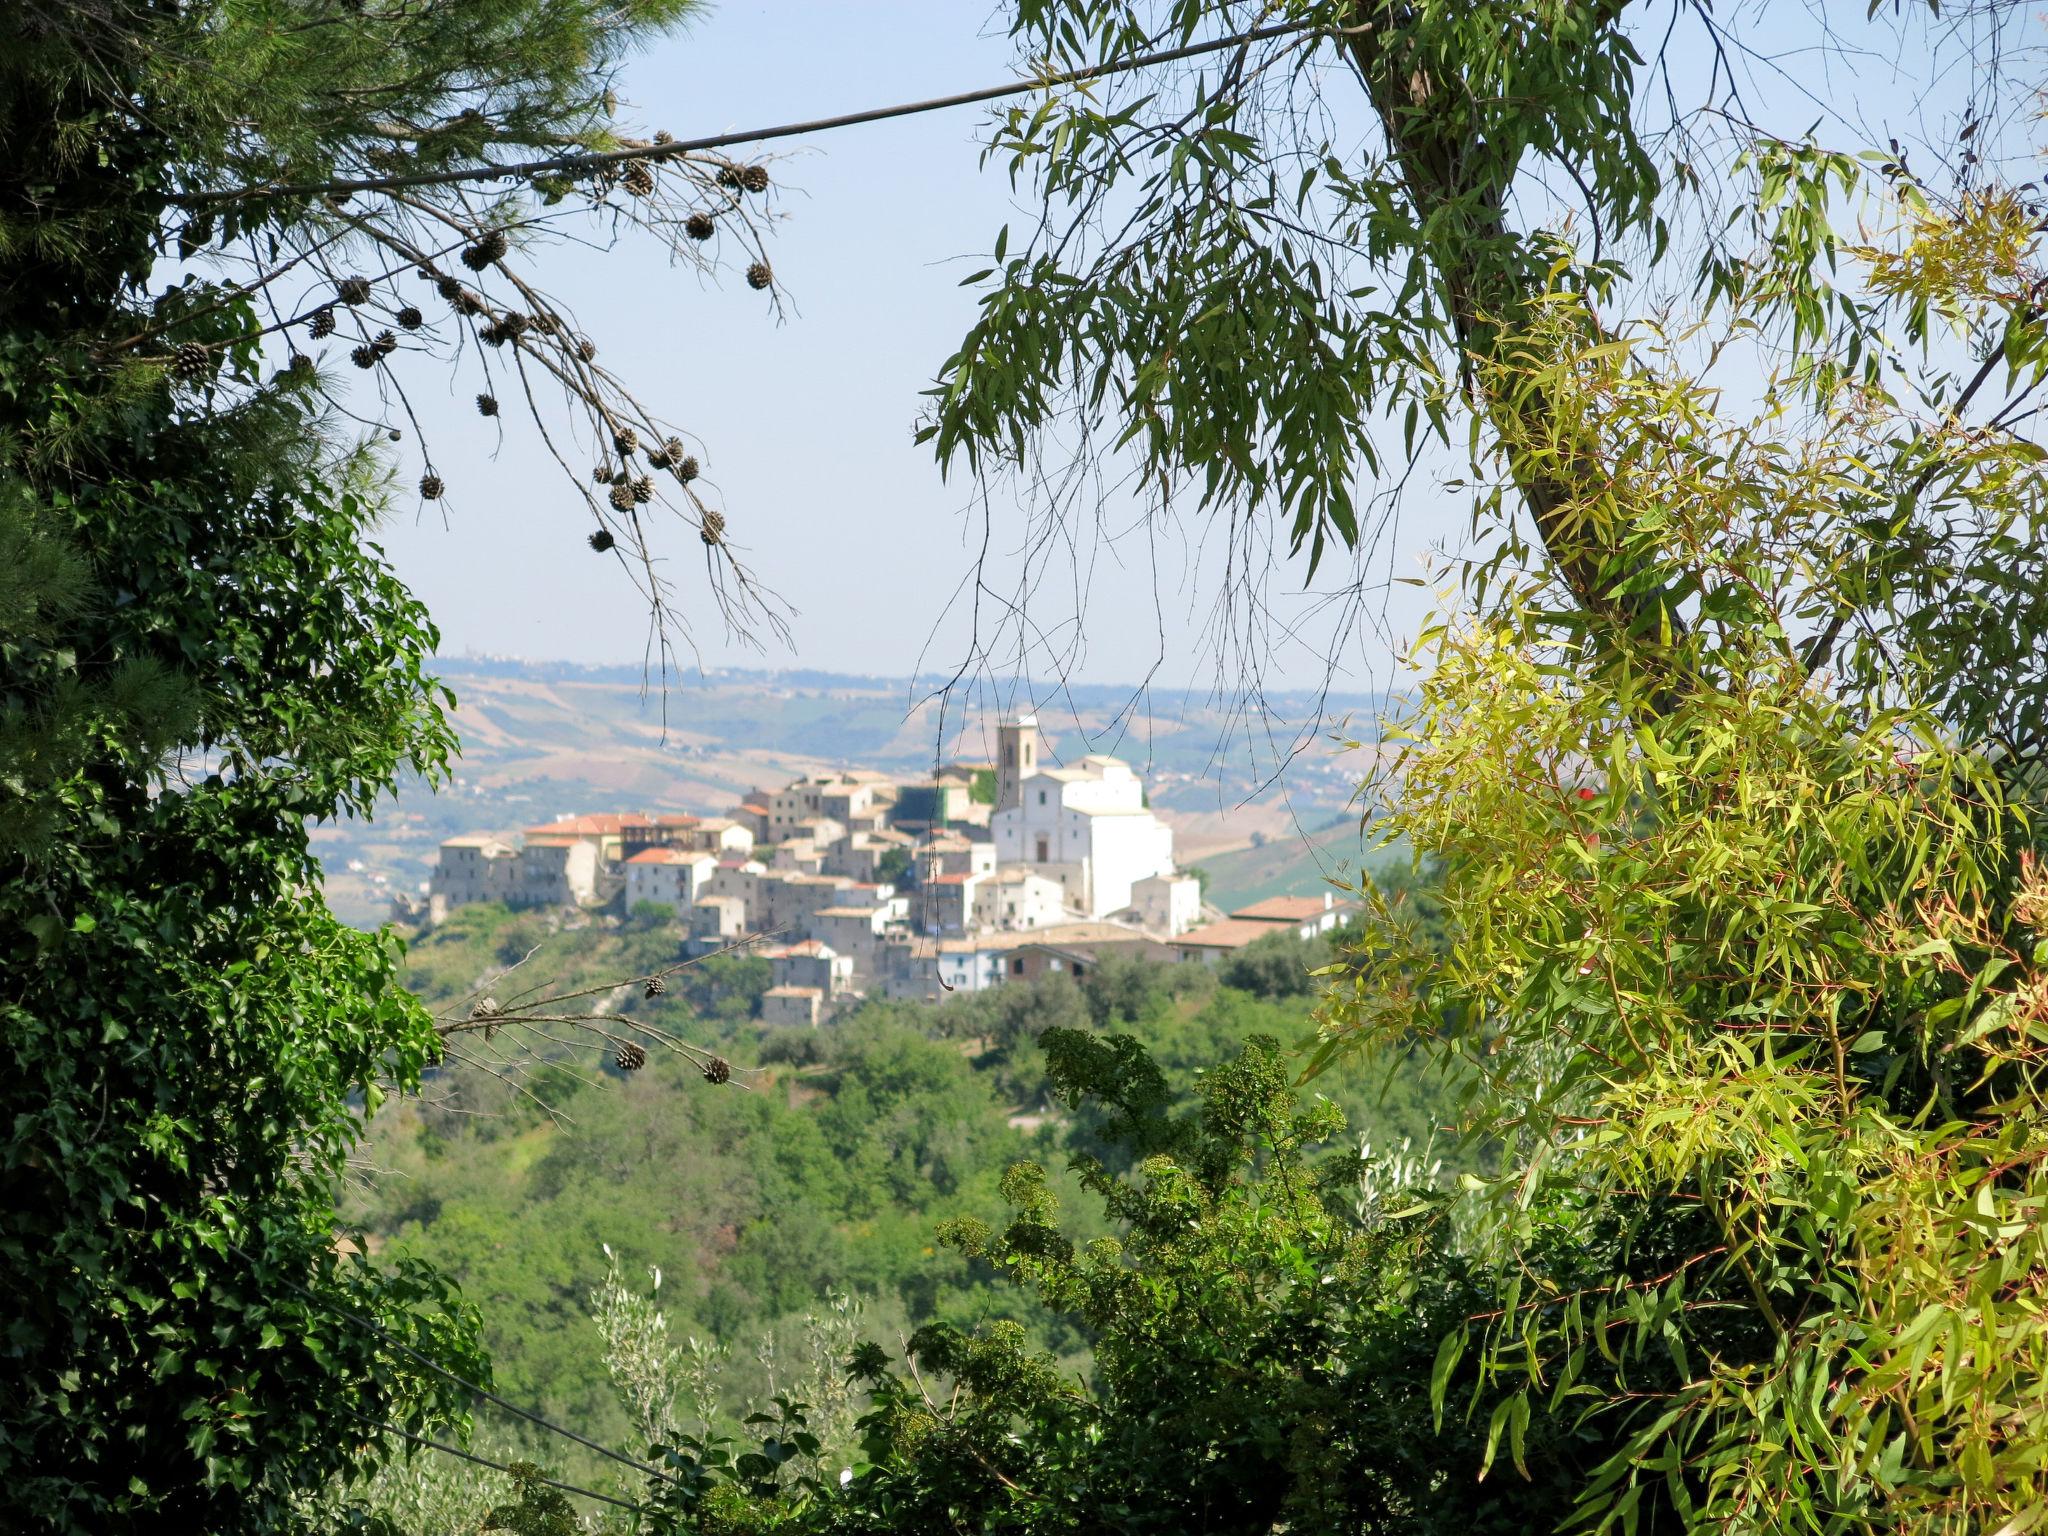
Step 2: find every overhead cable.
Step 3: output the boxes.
[179,19,1337,205]
[348,1411,643,1512]
[240,1248,678,1488]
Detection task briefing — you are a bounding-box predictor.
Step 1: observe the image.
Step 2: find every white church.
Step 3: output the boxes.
[989,716,1201,933]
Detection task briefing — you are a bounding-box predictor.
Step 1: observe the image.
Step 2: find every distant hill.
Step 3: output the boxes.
[1193,814,1394,913]
[318,656,1395,926]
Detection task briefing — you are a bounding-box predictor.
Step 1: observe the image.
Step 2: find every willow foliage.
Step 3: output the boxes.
[1323,207,2048,1531]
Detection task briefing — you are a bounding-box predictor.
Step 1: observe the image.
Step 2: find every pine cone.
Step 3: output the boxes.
[622,160,656,197]
[699,509,726,546]
[593,464,614,484]
[171,341,209,381]
[716,165,742,190]
[437,275,464,303]
[676,455,700,484]
[396,305,424,330]
[576,337,597,362]
[615,1041,648,1072]
[350,344,378,369]
[470,997,502,1019]
[607,481,635,513]
[476,393,498,417]
[283,353,315,382]
[612,426,638,456]
[745,261,772,291]
[308,308,336,339]
[643,975,666,999]
[632,474,654,504]
[419,473,444,499]
[460,229,510,270]
[337,275,372,305]
[480,319,510,347]
[589,527,617,552]
[371,329,398,356]
[739,164,770,194]
[652,130,674,146]
[685,212,715,242]
[702,1057,731,1085]
[646,436,684,469]
[177,218,214,258]
[458,289,487,316]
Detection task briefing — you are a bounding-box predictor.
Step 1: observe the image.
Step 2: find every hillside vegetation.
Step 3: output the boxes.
[347,904,1458,1448]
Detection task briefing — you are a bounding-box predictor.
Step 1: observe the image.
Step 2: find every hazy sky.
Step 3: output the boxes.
[367,2,1448,700]
[364,2,2000,701]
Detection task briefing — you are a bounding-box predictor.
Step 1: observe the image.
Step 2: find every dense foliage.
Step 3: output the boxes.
[921,3,2048,1529]
[17,0,2048,1530]
[348,918,1453,1446]
[0,0,752,1527]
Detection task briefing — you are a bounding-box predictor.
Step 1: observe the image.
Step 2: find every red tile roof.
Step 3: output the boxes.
[626,847,706,865]
[1174,918,1285,950]
[522,813,652,838]
[1231,896,1339,922]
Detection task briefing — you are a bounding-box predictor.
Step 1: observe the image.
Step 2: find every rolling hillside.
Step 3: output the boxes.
[318,657,1394,925]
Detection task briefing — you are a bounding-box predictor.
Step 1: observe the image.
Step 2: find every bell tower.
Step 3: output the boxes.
[996,714,1040,812]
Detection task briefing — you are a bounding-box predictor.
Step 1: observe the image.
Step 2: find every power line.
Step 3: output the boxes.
[349,1411,644,1513]
[243,1249,679,1488]
[179,18,1337,206]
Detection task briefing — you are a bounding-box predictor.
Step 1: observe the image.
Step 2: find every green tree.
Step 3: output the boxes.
[931,3,2048,1525]
[1,0,784,1526]
[874,846,913,888]
[627,1034,1669,1535]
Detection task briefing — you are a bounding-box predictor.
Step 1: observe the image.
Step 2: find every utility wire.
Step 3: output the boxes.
[179,18,1337,205]
[348,1411,644,1513]
[243,1250,680,1488]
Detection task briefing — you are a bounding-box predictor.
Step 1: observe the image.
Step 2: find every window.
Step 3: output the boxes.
[1010,957,1025,975]
[1035,837,1049,863]
[1037,789,1046,805]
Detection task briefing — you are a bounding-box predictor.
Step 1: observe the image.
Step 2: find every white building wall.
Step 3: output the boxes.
[1130,872,1203,936]
[624,854,716,913]
[1083,813,1176,919]
[991,761,1175,919]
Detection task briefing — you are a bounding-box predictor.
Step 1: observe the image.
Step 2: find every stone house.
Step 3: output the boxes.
[1123,871,1205,937]
[973,866,1069,932]
[688,895,747,950]
[429,835,519,919]
[769,939,854,998]
[1170,918,1286,964]
[813,905,891,972]
[623,847,718,914]
[760,984,823,1028]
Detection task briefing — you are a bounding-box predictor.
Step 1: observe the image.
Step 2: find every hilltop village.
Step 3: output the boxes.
[419,715,1347,1021]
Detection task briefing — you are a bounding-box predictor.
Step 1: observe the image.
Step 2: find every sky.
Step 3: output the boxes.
[366,1,1449,702]
[360,1,2011,706]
